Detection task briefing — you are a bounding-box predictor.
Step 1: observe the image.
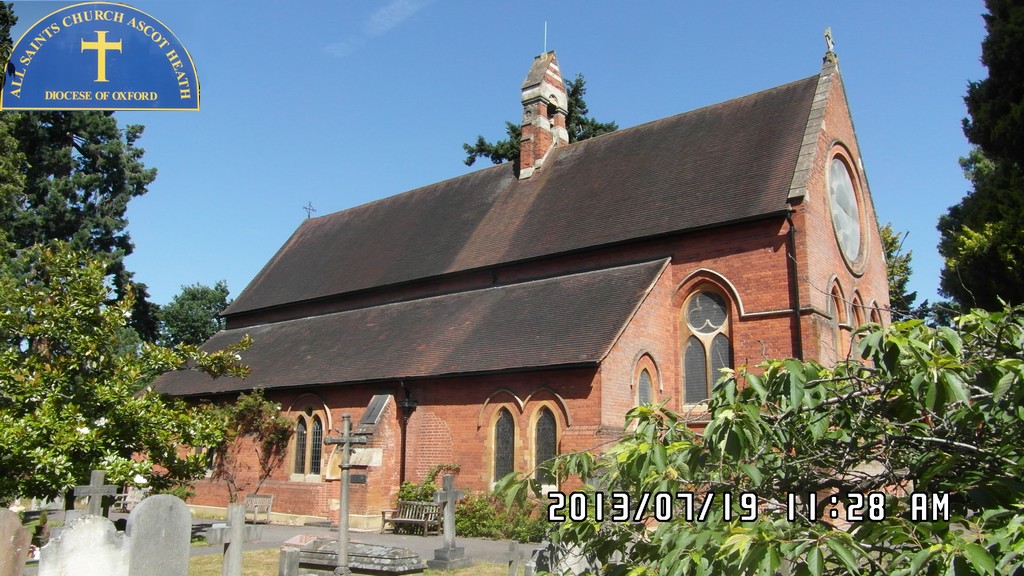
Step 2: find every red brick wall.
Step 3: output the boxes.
[793,69,891,363]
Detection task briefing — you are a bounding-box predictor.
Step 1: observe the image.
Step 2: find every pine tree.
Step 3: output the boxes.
[463,74,616,166]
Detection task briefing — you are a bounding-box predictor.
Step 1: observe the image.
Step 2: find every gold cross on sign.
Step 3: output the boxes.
[81,31,122,82]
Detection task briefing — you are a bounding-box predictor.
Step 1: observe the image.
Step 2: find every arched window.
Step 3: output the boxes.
[851,293,865,328]
[638,369,653,405]
[870,304,882,325]
[494,408,515,482]
[534,408,557,485]
[291,401,328,479]
[293,420,307,475]
[828,284,845,357]
[681,290,732,404]
[310,416,323,475]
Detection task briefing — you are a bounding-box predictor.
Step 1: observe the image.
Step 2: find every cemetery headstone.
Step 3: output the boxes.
[38,516,130,576]
[426,474,471,570]
[125,494,192,576]
[0,508,30,576]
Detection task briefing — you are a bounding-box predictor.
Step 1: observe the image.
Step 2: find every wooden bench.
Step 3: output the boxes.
[380,500,442,535]
[244,493,274,524]
[112,487,149,513]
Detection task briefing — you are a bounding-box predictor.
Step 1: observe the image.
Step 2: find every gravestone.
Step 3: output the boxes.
[0,508,31,576]
[426,474,471,570]
[38,516,129,576]
[280,537,426,576]
[125,495,191,576]
[36,493,194,576]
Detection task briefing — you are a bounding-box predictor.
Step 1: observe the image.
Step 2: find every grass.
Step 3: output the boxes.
[188,549,514,575]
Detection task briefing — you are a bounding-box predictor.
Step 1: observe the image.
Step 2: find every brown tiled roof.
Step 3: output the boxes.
[155,259,668,396]
[225,74,818,316]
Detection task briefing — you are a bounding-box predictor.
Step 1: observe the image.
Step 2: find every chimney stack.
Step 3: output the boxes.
[519,51,568,179]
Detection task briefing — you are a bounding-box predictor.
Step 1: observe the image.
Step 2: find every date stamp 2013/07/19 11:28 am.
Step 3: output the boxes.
[546,491,951,524]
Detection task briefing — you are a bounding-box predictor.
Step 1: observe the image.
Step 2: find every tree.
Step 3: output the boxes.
[160,281,231,346]
[502,307,1024,575]
[463,74,617,166]
[939,0,1024,309]
[880,223,917,314]
[0,3,161,341]
[938,149,1024,309]
[962,0,1024,170]
[208,389,293,503]
[0,239,252,502]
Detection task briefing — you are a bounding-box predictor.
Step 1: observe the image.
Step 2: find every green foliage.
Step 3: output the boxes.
[939,148,1024,309]
[160,281,231,346]
[462,122,522,167]
[880,223,917,313]
[563,74,618,143]
[963,0,1024,169]
[501,307,1024,574]
[462,73,616,166]
[455,491,547,542]
[0,2,17,86]
[397,480,438,502]
[208,389,293,503]
[396,463,544,541]
[940,0,1024,310]
[0,240,251,501]
[396,463,460,502]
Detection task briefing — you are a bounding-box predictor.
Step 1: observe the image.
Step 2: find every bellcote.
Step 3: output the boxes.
[519,51,568,179]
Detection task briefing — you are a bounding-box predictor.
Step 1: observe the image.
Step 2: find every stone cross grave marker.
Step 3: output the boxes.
[73,470,118,517]
[426,474,471,570]
[205,502,262,576]
[323,413,367,576]
[0,508,31,576]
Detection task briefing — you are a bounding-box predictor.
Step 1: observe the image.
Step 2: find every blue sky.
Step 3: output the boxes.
[9,1,988,308]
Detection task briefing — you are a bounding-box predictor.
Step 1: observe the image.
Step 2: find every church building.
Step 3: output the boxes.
[156,46,890,527]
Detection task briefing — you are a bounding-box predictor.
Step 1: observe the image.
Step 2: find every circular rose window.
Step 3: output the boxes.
[828,157,862,263]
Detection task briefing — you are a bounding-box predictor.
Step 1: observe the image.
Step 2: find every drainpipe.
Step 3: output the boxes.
[396,381,418,485]
[785,212,805,360]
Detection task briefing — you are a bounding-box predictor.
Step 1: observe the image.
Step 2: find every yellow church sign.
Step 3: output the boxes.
[2,2,200,111]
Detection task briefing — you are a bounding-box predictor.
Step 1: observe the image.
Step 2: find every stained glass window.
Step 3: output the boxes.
[829,157,862,262]
[310,416,323,475]
[687,292,727,334]
[494,409,515,482]
[710,334,731,383]
[828,288,842,354]
[294,420,307,475]
[535,408,556,485]
[638,369,653,405]
[682,290,731,405]
[684,336,708,403]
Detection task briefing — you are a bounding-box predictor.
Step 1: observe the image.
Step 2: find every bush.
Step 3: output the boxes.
[456,491,547,542]
[397,480,437,502]
[395,463,547,542]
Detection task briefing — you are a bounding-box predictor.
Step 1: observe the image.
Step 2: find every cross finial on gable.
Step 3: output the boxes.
[823,27,839,66]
